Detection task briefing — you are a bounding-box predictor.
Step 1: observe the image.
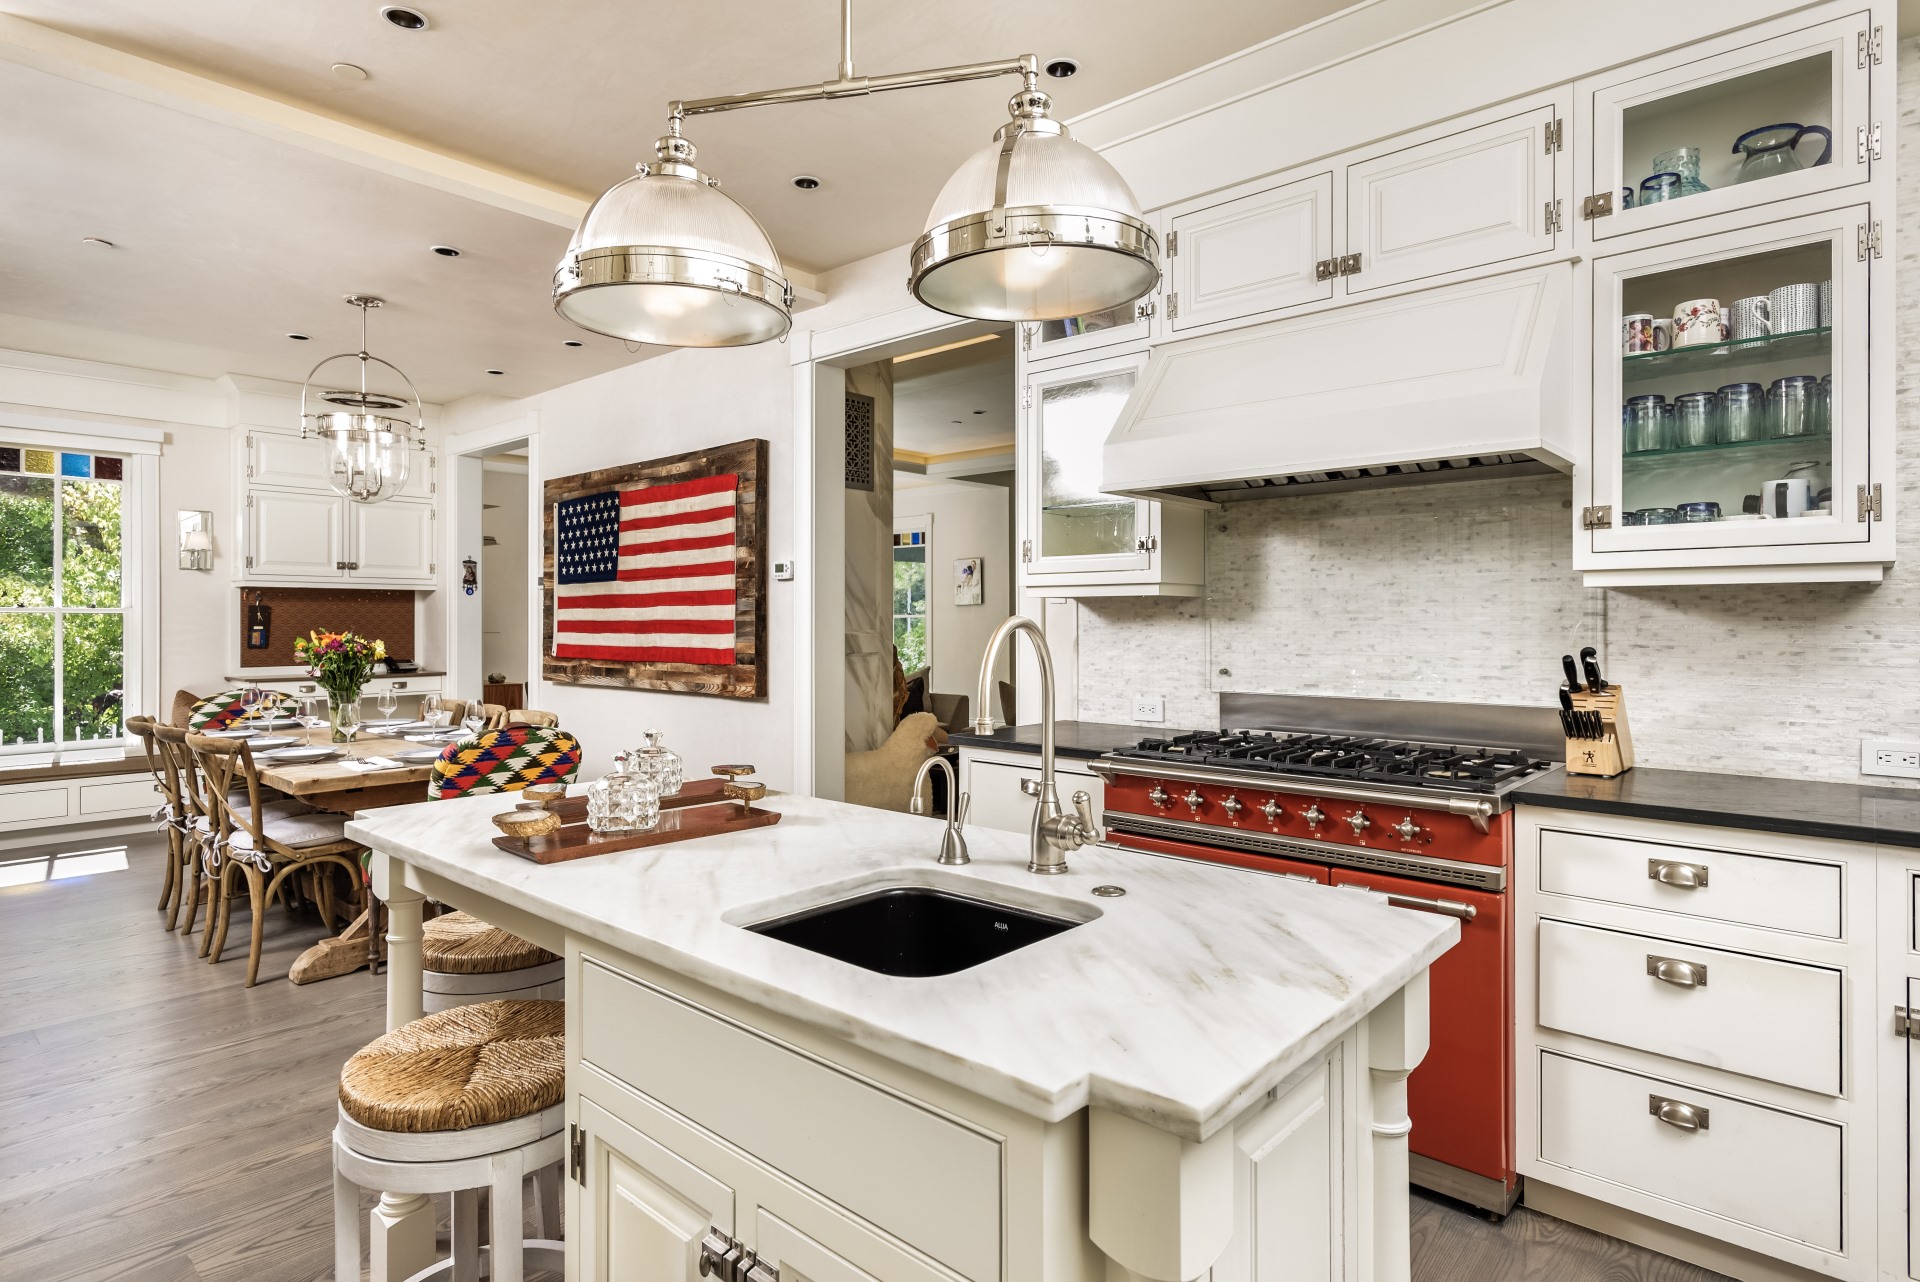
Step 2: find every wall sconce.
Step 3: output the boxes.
[178,510,213,571]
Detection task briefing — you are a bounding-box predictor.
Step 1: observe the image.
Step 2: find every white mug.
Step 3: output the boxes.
[1672,298,1726,348]
[1760,477,1811,519]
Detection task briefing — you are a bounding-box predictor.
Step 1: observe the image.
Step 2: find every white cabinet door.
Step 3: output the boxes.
[1910,977,1919,1280]
[399,449,436,500]
[964,756,1104,835]
[245,429,331,490]
[1210,1058,1338,1282]
[349,500,434,583]
[579,1096,735,1282]
[1021,298,1154,365]
[1023,350,1153,579]
[1168,170,1334,333]
[753,1205,957,1282]
[245,490,345,580]
[1344,102,1560,296]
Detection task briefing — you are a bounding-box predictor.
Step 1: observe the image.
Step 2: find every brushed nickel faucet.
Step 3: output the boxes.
[973,615,1100,874]
[909,756,970,865]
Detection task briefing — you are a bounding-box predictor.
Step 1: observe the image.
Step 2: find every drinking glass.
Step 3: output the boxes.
[299,695,325,747]
[337,699,363,759]
[377,688,399,722]
[239,683,263,723]
[461,707,486,740]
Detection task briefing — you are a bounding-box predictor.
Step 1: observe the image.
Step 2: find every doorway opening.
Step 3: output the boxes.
[442,419,541,720]
[478,448,531,711]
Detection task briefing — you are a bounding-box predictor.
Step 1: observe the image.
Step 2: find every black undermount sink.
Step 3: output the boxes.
[747,886,1082,977]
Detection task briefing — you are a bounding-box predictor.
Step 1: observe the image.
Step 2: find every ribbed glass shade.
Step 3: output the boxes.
[911,122,1158,322]
[312,413,412,504]
[555,163,792,347]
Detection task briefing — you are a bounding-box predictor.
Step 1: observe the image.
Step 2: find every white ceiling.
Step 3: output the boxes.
[0,0,1354,402]
[893,338,1014,458]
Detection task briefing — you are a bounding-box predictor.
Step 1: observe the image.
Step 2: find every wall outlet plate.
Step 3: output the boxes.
[1862,739,1920,779]
[1133,695,1166,723]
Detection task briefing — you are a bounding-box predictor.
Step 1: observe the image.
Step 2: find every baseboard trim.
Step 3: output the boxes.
[1410,1153,1521,1216]
[1522,1179,1837,1282]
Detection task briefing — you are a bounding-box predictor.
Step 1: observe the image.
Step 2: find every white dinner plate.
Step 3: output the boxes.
[261,746,342,764]
[362,717,410,729]
[389,721,435,733]
[395,747,445,764]
[246,716,303,731]
[405,732,464,744]
[244,735,298,750]
[208,727,260,738]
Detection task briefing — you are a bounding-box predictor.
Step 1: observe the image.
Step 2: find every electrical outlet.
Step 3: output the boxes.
[1133,695,1165,723]
[1862,739,1920,778]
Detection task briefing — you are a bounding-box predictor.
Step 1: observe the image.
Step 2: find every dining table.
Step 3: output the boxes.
[253,734,448,813]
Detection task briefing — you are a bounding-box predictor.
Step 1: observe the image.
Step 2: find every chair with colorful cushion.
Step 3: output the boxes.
[417,725,580,1011]
[186,687,294,733]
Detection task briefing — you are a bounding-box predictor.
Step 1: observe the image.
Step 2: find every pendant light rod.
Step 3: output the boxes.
[667,0,1035,121]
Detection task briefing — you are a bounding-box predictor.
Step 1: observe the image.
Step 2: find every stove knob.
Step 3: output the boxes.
[1346,810,1372,834]
[1148,786,1170,808]
[1393,816,1424,841]
[1221,795,1243,818]
[1303,804,1326,826]
[1260,799,1284,822]
[1183,789,1206,812]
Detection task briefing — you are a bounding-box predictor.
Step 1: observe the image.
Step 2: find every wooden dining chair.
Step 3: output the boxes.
[128,715,188,929]
[168,689,204,728]
[505,709,559,728]
[152,723,215,937]
[186,733,365,988]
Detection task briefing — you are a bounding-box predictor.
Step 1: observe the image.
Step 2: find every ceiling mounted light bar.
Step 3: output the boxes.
[554,0,1158,348]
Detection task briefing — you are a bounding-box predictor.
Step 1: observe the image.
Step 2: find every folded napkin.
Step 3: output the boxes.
[339,756,405,772]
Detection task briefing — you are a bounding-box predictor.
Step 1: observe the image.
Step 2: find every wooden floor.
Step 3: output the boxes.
[0,834,1729,1282]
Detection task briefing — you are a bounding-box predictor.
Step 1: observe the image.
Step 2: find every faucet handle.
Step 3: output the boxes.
[956,790,972,827]
[1020,777,1043,799]
[1071,790,1102,844]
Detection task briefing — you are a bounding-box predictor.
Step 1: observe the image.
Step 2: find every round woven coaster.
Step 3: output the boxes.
[339,999,564,1133]
[422,911,560,975]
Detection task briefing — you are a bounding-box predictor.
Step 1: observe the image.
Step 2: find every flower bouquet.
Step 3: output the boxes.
[293,630,386,742]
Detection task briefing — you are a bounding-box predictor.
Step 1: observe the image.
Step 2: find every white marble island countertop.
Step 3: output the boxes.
[348,792,1455,1141]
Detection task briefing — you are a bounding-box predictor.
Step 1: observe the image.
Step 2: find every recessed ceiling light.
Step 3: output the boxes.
[430,244,461,257]
[379,5,429,30]
[791,175,821,191]
[485,369,505,375]
[1044,57,1080,79]
[331,62,370,82]
[562,340,584,347]
[287,332,311,341]
[80,236,115,248]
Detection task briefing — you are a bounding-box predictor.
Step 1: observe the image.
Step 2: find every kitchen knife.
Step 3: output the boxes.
[1561,654,1583,694]
[1580,645,1607,694]
[1556,688,1578,738]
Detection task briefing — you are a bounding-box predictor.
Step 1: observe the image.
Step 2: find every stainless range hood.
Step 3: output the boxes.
[1101,265,1575,506]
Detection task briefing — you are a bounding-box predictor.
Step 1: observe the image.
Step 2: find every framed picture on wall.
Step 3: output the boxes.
[954,556,983,606]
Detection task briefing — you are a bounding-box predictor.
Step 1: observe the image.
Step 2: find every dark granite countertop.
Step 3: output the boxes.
[1516,766,1920,850]
[949,720,1186,762]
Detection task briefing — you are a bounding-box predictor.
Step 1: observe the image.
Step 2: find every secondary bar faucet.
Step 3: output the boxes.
[973,616,1100,874]
[909,756,970,865]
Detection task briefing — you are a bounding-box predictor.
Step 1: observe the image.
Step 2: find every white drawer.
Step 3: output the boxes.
[579,959,1001,1282]
[79,777,159,816]
[0,785,70,827]
[1537,828,1841,938]
[1537,918,1840,1095]
[1538,1051,1841,1253]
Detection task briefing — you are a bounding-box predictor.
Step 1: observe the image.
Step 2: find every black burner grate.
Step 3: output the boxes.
[1114,731,1553,794]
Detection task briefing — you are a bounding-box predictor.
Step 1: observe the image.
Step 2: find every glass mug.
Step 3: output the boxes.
[1639,172,1682,204]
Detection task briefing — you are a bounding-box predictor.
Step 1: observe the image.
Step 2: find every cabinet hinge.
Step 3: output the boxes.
[1020,324,1033,352]
[1857,483,1883,523]
[1898,1007,1920,1038]
[1860,25,1883,68]
[568,1123,585,1185]
[1544,118,1563,153]
[1134,534,1159,553]
[700,1228,778,1282]
[1021,385,1034,410]
[1545,199,1564,234]
[1858,220,1883,261]
[1134,298,1155,321]
[245,554,254,570]
[1582,505,1613,531]
[1857,122,1884,164]
[1166,293,1179,319]
[1165,230,1178,258]
[1021,539,1033,564]
[246,493,254,509]
[1581,192,1614,220]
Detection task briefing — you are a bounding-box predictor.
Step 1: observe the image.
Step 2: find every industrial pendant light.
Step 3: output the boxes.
[299,296,425,504]
[554,0,1159,348]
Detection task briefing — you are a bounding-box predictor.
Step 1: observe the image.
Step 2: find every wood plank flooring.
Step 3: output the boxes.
[0,833,1729,1282]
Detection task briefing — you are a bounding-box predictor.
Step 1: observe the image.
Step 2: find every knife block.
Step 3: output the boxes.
[1565,684,1635,778]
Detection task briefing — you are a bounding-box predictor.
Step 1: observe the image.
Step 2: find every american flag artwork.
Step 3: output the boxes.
[552,473,739,665]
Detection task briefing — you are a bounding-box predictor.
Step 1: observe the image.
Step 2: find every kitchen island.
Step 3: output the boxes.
[346,791,1455,1282]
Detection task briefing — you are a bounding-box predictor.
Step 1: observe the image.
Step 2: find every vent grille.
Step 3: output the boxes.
[1200,453,1557,504]
[844,392,876,492]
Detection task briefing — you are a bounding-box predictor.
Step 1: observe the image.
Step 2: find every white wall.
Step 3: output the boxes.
[894,477,1012,702]
[480,464,529,685]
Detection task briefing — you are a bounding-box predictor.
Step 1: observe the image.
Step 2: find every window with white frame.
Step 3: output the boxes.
[0,441,135,752]
[892,525,930,676]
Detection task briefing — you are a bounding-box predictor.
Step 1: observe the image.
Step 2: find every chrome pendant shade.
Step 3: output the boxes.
[909,90,1157,321]
[554,2,1159,348]
[554,131,794,348]
[299,296,424,505]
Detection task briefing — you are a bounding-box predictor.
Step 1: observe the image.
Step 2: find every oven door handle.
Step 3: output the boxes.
[1382,891,1477,922]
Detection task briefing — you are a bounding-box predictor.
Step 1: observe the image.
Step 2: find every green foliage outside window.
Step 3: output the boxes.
[892,543,929,675]
[0,474,124,747]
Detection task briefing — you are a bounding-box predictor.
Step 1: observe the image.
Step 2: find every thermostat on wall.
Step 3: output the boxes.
[773,559,796,581]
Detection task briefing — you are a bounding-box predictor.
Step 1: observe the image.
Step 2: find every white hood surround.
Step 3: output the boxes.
[1100,265,1575,505]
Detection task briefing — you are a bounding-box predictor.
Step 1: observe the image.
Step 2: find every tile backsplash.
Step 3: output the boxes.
[1073,38,1920,790]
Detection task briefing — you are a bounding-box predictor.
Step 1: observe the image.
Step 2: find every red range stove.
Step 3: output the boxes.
[1088,696,1564,1217]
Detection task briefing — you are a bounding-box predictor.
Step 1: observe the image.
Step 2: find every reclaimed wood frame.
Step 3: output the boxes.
[541,438,768,700]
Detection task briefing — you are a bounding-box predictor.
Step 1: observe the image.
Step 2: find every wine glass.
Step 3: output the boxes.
[376,688,399,727]
[336,699,363,759]
[299,695,324,747]
[419,693,442,730]
[461,703,486,740]
[239,683,262,724]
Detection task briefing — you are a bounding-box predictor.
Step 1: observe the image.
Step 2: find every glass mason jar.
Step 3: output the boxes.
[1671,391,1718,448]
[1716,383,1765,442]
[1768,376,1819,438]
[629,728,684,797]
[586,752,661,834]
[1623,395,1667,454]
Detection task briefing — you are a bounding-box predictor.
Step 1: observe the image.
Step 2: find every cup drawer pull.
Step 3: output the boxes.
[1648,1094,1709,1132]
[1648,858,1708,889]
[1646,954,1707,987]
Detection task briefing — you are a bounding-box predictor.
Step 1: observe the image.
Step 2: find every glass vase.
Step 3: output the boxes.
[327,692,364,743]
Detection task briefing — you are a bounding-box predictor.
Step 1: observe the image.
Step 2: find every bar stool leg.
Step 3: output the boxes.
[334,1164,362,1282]
[489,1149,526,1282]
[533,1163,562,1240]
[450,1188,480,1282]
[370,1192,436,1282]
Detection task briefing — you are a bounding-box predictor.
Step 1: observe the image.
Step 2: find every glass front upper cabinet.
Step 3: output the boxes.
[1582,10,1872,241]
[1589,205,1871,555]
[1020,297,1153,365]
[1025,350,1151,576]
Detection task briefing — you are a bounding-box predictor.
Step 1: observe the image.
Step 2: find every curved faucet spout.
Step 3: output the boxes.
[972,615,1093,874]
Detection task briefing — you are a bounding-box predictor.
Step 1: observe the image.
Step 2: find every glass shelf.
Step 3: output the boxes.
[1622,326,1830,383]
[1624,431,1830,463]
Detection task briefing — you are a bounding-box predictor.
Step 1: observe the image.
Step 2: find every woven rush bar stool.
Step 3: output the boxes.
[334,1000,565,1282]
[420,912,563,1013]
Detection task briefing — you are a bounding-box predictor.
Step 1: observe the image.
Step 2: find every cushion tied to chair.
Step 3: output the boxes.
[339,1000,564,1134]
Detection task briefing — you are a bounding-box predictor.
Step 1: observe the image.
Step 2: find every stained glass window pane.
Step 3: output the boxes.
[22,449,54,475]
[59,453,91,478]
[93,456,123,481]
[0,448,18,472]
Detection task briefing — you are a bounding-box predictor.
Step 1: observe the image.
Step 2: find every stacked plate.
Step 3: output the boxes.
[257,745,343,764]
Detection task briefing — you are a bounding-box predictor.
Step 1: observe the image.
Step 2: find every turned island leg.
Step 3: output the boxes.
[367,854,435,1282]
[1366,970,1431,1282]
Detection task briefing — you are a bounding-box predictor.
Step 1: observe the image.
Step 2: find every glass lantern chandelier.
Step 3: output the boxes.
[299,295,425,504]
[553,0,1158,347]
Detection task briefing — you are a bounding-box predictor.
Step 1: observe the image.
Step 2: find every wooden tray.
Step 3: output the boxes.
[541,775,728,824]
[495,793,779,864]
